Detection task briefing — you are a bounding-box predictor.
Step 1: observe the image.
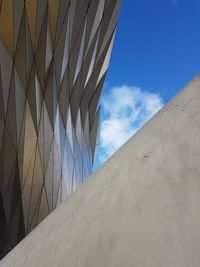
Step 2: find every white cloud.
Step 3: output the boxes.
[98,85,164,162]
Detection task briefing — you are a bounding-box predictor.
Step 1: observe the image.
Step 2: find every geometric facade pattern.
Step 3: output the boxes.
[0,0,121,258]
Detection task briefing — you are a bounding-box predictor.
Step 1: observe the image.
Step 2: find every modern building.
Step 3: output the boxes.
[0,0,121,258]
[1,75,200,267]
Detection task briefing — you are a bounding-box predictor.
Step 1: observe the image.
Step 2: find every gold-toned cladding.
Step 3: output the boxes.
[48,0,59,46]
[0,0,121,259]
[0,0,13,56]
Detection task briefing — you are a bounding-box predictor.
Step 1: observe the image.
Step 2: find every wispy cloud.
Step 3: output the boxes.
[96,85,164,164]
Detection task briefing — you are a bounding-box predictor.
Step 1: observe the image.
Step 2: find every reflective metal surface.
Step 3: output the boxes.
[0,0,121,258]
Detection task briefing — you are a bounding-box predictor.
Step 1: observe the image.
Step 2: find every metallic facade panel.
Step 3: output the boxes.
[0,0,121,258]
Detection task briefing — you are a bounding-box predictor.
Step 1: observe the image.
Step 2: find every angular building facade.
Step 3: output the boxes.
[0,0,121,257]
[1,75,200,267]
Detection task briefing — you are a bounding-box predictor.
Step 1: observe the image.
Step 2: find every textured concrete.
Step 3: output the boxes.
[1,75,200,266]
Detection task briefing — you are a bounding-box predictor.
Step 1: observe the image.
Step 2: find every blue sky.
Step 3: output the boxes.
[94,0,200,170]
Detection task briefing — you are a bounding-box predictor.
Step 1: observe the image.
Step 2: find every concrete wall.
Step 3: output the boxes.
[1,75,200,267]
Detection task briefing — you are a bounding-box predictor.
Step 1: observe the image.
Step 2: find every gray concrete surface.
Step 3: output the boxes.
[1,75,200,267]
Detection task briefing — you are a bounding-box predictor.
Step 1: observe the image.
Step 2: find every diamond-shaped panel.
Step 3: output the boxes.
[0,0,121,258]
